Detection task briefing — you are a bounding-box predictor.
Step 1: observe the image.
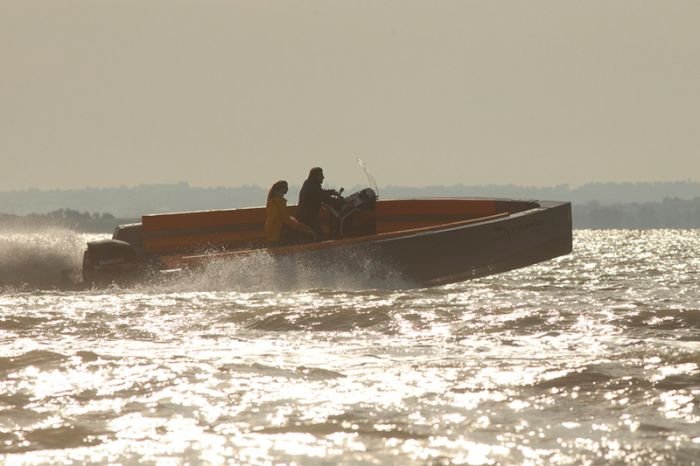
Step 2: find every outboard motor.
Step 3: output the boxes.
[328,187,377,238]
[82,223,152,286]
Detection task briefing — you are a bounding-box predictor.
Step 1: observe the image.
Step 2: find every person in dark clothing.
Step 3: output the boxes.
[297,167,339,240]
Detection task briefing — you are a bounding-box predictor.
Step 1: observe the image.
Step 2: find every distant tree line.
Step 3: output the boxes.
[1,182,700,230]
[573,198,700,229]
[2,181,700,218]
[0,209,138,233]
[0,182,267,217]
[381,180,700,205]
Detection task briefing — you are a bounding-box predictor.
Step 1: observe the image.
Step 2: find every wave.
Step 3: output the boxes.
[0,349,68,373]
[0,229,102,290]
[246,307,395,332]
[617,308,700,330]
[220,362,346,380]
[138,248,412,293]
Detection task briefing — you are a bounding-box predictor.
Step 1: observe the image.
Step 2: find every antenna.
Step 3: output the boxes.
[357,158,379,198]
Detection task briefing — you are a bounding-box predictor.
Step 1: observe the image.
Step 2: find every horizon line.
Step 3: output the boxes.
[2,179,699,194]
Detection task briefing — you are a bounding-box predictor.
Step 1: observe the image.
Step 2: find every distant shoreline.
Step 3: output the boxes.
[1,181,699,231]
[0,211,138,234]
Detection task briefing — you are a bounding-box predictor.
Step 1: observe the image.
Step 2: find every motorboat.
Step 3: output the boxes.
[82,187,572,288]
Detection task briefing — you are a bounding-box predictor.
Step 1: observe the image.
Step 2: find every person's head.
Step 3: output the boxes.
[308,167,324,184]
[267,180,288,202]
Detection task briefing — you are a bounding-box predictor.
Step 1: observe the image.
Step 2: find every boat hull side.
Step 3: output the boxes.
[295,201,572,287]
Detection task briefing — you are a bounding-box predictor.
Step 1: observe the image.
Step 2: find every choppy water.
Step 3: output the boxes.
[1,229,699,465]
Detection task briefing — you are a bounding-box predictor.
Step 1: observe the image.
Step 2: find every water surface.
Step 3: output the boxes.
[1,229,699,464]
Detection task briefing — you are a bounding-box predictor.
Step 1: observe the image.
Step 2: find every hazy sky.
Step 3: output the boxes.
[2,1,698,191]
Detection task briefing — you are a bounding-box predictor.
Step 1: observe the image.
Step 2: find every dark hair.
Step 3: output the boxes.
[308,167,323,179]
[267,180,288,203]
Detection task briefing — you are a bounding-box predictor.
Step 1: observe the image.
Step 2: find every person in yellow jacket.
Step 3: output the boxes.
[265,180,315,244]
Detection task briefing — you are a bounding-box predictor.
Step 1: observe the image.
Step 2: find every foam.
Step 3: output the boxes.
[0,229,104,290]
[140,248,412,293]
